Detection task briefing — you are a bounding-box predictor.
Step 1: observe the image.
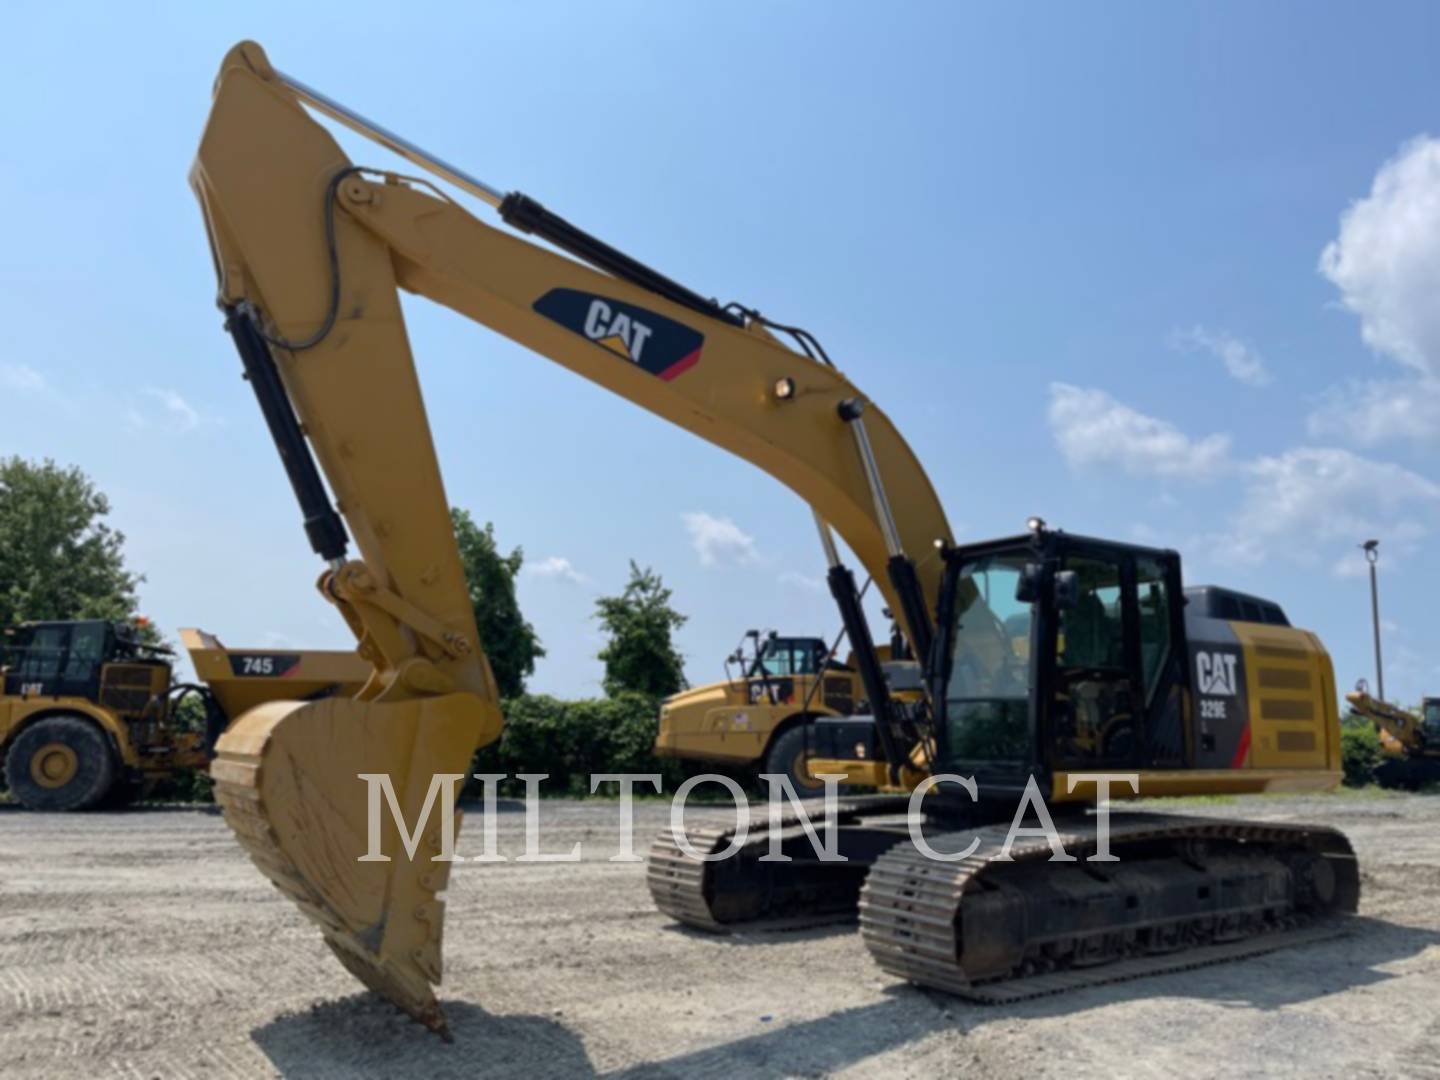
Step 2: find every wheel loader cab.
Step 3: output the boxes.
[2,620,169,703]
[935,532,1187,803]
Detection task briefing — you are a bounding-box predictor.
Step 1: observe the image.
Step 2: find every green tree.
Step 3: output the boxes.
[0,457,143,627]
[1340,711,1384,787]
[595,561,687,698]
[451,508,543,698]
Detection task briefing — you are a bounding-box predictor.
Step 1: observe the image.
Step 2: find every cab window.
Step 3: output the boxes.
[63,623,107,684]
[1136,557,1171,698]
[757,639,820,678]
[15,626,66,684]
[757,642,793,677]
[1058,557,1125,670]
[944,554,1032,761]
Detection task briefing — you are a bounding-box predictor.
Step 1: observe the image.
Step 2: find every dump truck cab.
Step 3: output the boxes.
[739,632,837,702]
[654,629,866,793]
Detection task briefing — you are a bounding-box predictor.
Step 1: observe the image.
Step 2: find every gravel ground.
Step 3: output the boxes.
[2,791,1439,1079]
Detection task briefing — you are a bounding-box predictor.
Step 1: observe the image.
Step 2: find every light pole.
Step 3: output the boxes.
[1362,539,1384,701]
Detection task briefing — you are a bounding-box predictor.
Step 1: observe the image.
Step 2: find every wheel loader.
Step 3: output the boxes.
[187,41,1357,1036]
[0,619,368,811]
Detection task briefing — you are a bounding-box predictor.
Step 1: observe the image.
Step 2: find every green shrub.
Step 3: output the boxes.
[1341,723,1383,787]
[470,692,687,796]
[147,767,215,804]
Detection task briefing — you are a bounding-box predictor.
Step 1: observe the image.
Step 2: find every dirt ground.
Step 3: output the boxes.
[2,791,1439,1079]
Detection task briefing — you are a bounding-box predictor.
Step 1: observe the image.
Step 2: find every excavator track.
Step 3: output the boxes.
[859,813,1360,1001]
[647,795,913,932]
[650,804,1359,1001]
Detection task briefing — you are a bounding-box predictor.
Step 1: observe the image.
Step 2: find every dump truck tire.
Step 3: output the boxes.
[764,724,828,796]
[4,715,117,811]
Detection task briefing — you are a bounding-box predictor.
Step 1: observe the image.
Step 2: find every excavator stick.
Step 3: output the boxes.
[211,691,497,1037]
[193,43,510,1028]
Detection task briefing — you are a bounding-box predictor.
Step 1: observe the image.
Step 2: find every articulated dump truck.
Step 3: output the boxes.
[0,620,369,811]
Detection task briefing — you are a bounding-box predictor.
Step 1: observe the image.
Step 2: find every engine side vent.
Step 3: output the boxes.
[100,663,167,717]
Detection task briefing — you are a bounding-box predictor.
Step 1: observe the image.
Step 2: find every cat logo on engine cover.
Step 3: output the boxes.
[533,288,703,380]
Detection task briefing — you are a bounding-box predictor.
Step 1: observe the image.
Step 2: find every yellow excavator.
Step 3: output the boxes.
[1346,685,1440,789]
[190,42,1358,1035]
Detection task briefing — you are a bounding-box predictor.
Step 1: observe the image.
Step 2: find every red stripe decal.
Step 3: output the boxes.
[1230,724,1251,769]
[658,347,702,381]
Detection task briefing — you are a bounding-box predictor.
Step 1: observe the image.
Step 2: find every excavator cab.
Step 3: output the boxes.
[934,530,1186,803]
[1422,699,1440,745]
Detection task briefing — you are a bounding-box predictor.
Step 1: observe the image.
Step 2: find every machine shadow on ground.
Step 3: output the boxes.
[661,918,859,945]
[252,916,1439,1079]
[253,998,597,1079]
[253,996,934,1080]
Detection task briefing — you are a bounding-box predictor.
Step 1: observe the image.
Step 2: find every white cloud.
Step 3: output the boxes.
[682,511,759,567]
[1308,137,1440,446]
[1227,448,1438,572]
[778,569,824,592]
[525,556,588,584]
[1047,383,1232,480]
[1306,376,1440,446]
[143,388,201,431]
[1320,135,1440,376]
[1,364,47,394]
[1170,326,1272,387]
[1054,384,1440,571]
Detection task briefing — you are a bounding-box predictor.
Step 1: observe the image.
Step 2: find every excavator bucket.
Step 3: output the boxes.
[210,691,497,1038]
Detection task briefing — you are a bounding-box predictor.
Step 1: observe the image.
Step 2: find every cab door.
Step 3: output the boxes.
[1047,548,1142,769]
[58,622,109,700]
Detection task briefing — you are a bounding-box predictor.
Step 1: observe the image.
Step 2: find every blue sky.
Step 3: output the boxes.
[4,2,1440,703]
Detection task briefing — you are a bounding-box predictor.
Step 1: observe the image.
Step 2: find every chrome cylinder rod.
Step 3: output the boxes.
[272,67,506,208]
[813,510,843,568]
[840,401,904,559]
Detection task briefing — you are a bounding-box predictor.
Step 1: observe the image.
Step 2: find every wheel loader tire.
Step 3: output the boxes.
[4,715,117,812]
[764,724,830,797]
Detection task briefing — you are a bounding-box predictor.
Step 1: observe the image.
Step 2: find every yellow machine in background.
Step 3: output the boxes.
[188,41,1356,1035]
[656,628,921,793]
[0,619,368,811]
[1346,686,1440,789]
